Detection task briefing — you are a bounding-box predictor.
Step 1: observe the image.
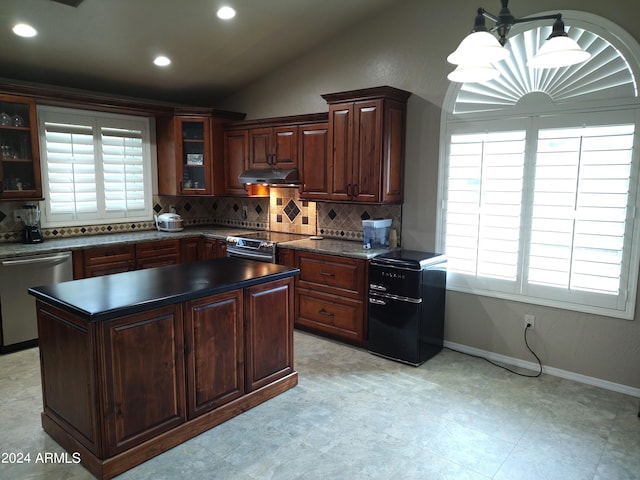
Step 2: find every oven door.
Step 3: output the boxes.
[226,245,275,263]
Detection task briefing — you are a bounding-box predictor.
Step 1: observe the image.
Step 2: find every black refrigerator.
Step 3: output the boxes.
[368,250,446,366]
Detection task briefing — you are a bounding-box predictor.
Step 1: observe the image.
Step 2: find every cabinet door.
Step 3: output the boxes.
[298,123,330,200]
[272,125,298,168]
[0,95,42,199]
[248,127,271,168]
[327,104,353,201]
[180,118,213,194]
[245,277,294,391]
[135,239,181,269]
[184,291,244,418]
[223,129,249,196]
[157,116,213,195]
[101,305,185,456]
[200,238,226,259]
[181,237,202,263]
[352,100,383,203]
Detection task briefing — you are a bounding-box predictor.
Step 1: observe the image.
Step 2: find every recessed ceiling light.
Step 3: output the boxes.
[154,55,171,67]
[13,23,37,38]
[217,6,236,20]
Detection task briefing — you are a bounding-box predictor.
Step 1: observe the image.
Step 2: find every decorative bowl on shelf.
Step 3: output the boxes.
[11,115,24,127]
[0,113,11,126]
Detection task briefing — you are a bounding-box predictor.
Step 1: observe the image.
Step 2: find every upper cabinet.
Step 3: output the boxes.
[157,108,245,196]
[322,86,410,204]
[222,129,249,196]
[249,125,298,169]
[298,123,330,201]
[222,114,326,197]
[157,114,213,195]
[0,94,42,200]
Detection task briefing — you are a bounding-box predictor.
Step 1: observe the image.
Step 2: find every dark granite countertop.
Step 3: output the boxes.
[29,257,299,322]
[0,227,396,260]
[0,227,257,259]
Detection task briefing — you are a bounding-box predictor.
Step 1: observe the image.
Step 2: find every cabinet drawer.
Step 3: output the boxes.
[296,252,364,298]
[136,239,181,259]
[82,245,135,266]
[296,289,364,341]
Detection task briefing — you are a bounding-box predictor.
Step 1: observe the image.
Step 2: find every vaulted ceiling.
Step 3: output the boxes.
[0,0,399,106]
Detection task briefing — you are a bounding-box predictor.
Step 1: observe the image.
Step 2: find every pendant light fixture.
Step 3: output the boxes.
[447,0,590,83]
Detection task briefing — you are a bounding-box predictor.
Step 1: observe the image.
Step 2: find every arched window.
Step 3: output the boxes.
[437,12,640,319]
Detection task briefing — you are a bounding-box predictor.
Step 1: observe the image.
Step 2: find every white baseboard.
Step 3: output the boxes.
[443,341,640,398]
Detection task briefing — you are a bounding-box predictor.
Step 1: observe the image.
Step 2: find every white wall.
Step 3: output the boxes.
[216,0,640,391]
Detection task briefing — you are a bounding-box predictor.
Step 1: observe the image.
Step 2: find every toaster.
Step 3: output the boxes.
[154,213,184,232]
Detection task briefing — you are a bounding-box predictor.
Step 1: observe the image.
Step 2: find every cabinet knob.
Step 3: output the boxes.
[318,308,334,317]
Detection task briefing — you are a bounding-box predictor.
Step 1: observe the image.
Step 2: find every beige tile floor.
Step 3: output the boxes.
[1,330,638,480]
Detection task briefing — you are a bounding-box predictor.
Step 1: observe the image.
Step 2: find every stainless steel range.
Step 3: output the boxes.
[226,231,306,263]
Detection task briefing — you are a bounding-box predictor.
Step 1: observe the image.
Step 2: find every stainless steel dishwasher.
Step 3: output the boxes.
[0,251,73,353]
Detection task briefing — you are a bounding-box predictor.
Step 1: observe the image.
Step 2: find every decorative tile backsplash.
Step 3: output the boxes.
[0,191,401,244]
[269,188,317,235]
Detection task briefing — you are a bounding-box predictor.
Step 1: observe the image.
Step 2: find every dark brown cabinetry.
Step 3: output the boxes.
[0,94,42,199]
[222,129,249,196]
[100,305,185,456]
[322,86,410,203]
[245,278,294,391]
[181,237,202,263]
[222,114,327,197]
[294,250,367,345]
[184,290,244,418]
[157,115,213,195]
[249,126,298,169]
[73,240,181,279]
[201,237,227,259]
[135,239,181,269]
[73,245,135,279]
[34,264,297,480]
[298,123,330,201]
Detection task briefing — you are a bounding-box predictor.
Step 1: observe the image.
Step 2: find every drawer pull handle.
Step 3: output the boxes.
[319,272,335,277]
[318,308,334,317]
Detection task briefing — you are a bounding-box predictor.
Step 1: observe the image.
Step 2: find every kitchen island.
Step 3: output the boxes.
[28,257,299,480]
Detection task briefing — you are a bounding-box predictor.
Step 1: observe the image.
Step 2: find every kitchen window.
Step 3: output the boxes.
[438,12,640,319]
[37,106,153,227]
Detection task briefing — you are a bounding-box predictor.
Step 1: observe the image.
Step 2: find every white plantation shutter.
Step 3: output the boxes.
[43,122,97,216]
[445,130,526,293]
[526,124,634,310]
[38,107,152,226]
[101,127,145,213]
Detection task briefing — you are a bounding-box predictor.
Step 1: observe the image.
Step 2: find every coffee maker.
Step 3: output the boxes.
[21,203,43,244]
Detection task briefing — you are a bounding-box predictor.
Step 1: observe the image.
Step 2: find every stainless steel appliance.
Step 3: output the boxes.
[21,203,43,244]
[368,250,446,366]
[0,251,73,353]
[226,231,306,263]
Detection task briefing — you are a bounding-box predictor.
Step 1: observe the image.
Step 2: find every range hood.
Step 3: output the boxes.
[238,168,300,186]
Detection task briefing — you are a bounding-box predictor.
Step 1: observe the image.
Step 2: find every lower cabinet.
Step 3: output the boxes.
[245,278,294,391]
[184,290,244,418]
[36,275,296,479]
[101,305,186,456]
[293,250,368,346]
[135,239,181,269]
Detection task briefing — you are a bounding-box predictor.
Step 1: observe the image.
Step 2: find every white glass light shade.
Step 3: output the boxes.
[527,35,591,68]
[447,31,510,65]
[447,62,500,83]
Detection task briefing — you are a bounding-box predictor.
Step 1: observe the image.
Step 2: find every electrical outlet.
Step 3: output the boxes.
[13,210,22,222]
[525,314,535,329]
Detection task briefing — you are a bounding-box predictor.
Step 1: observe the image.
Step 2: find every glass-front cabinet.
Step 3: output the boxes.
[157,115,213,195]
[0,95,42,199]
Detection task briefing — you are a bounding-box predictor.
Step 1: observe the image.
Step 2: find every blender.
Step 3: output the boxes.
[21,203,43,243]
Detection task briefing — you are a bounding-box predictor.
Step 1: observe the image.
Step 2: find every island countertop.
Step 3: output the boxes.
[28,257,299,322]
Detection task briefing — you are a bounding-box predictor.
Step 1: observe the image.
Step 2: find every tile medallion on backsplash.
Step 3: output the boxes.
[284,200,300,222]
